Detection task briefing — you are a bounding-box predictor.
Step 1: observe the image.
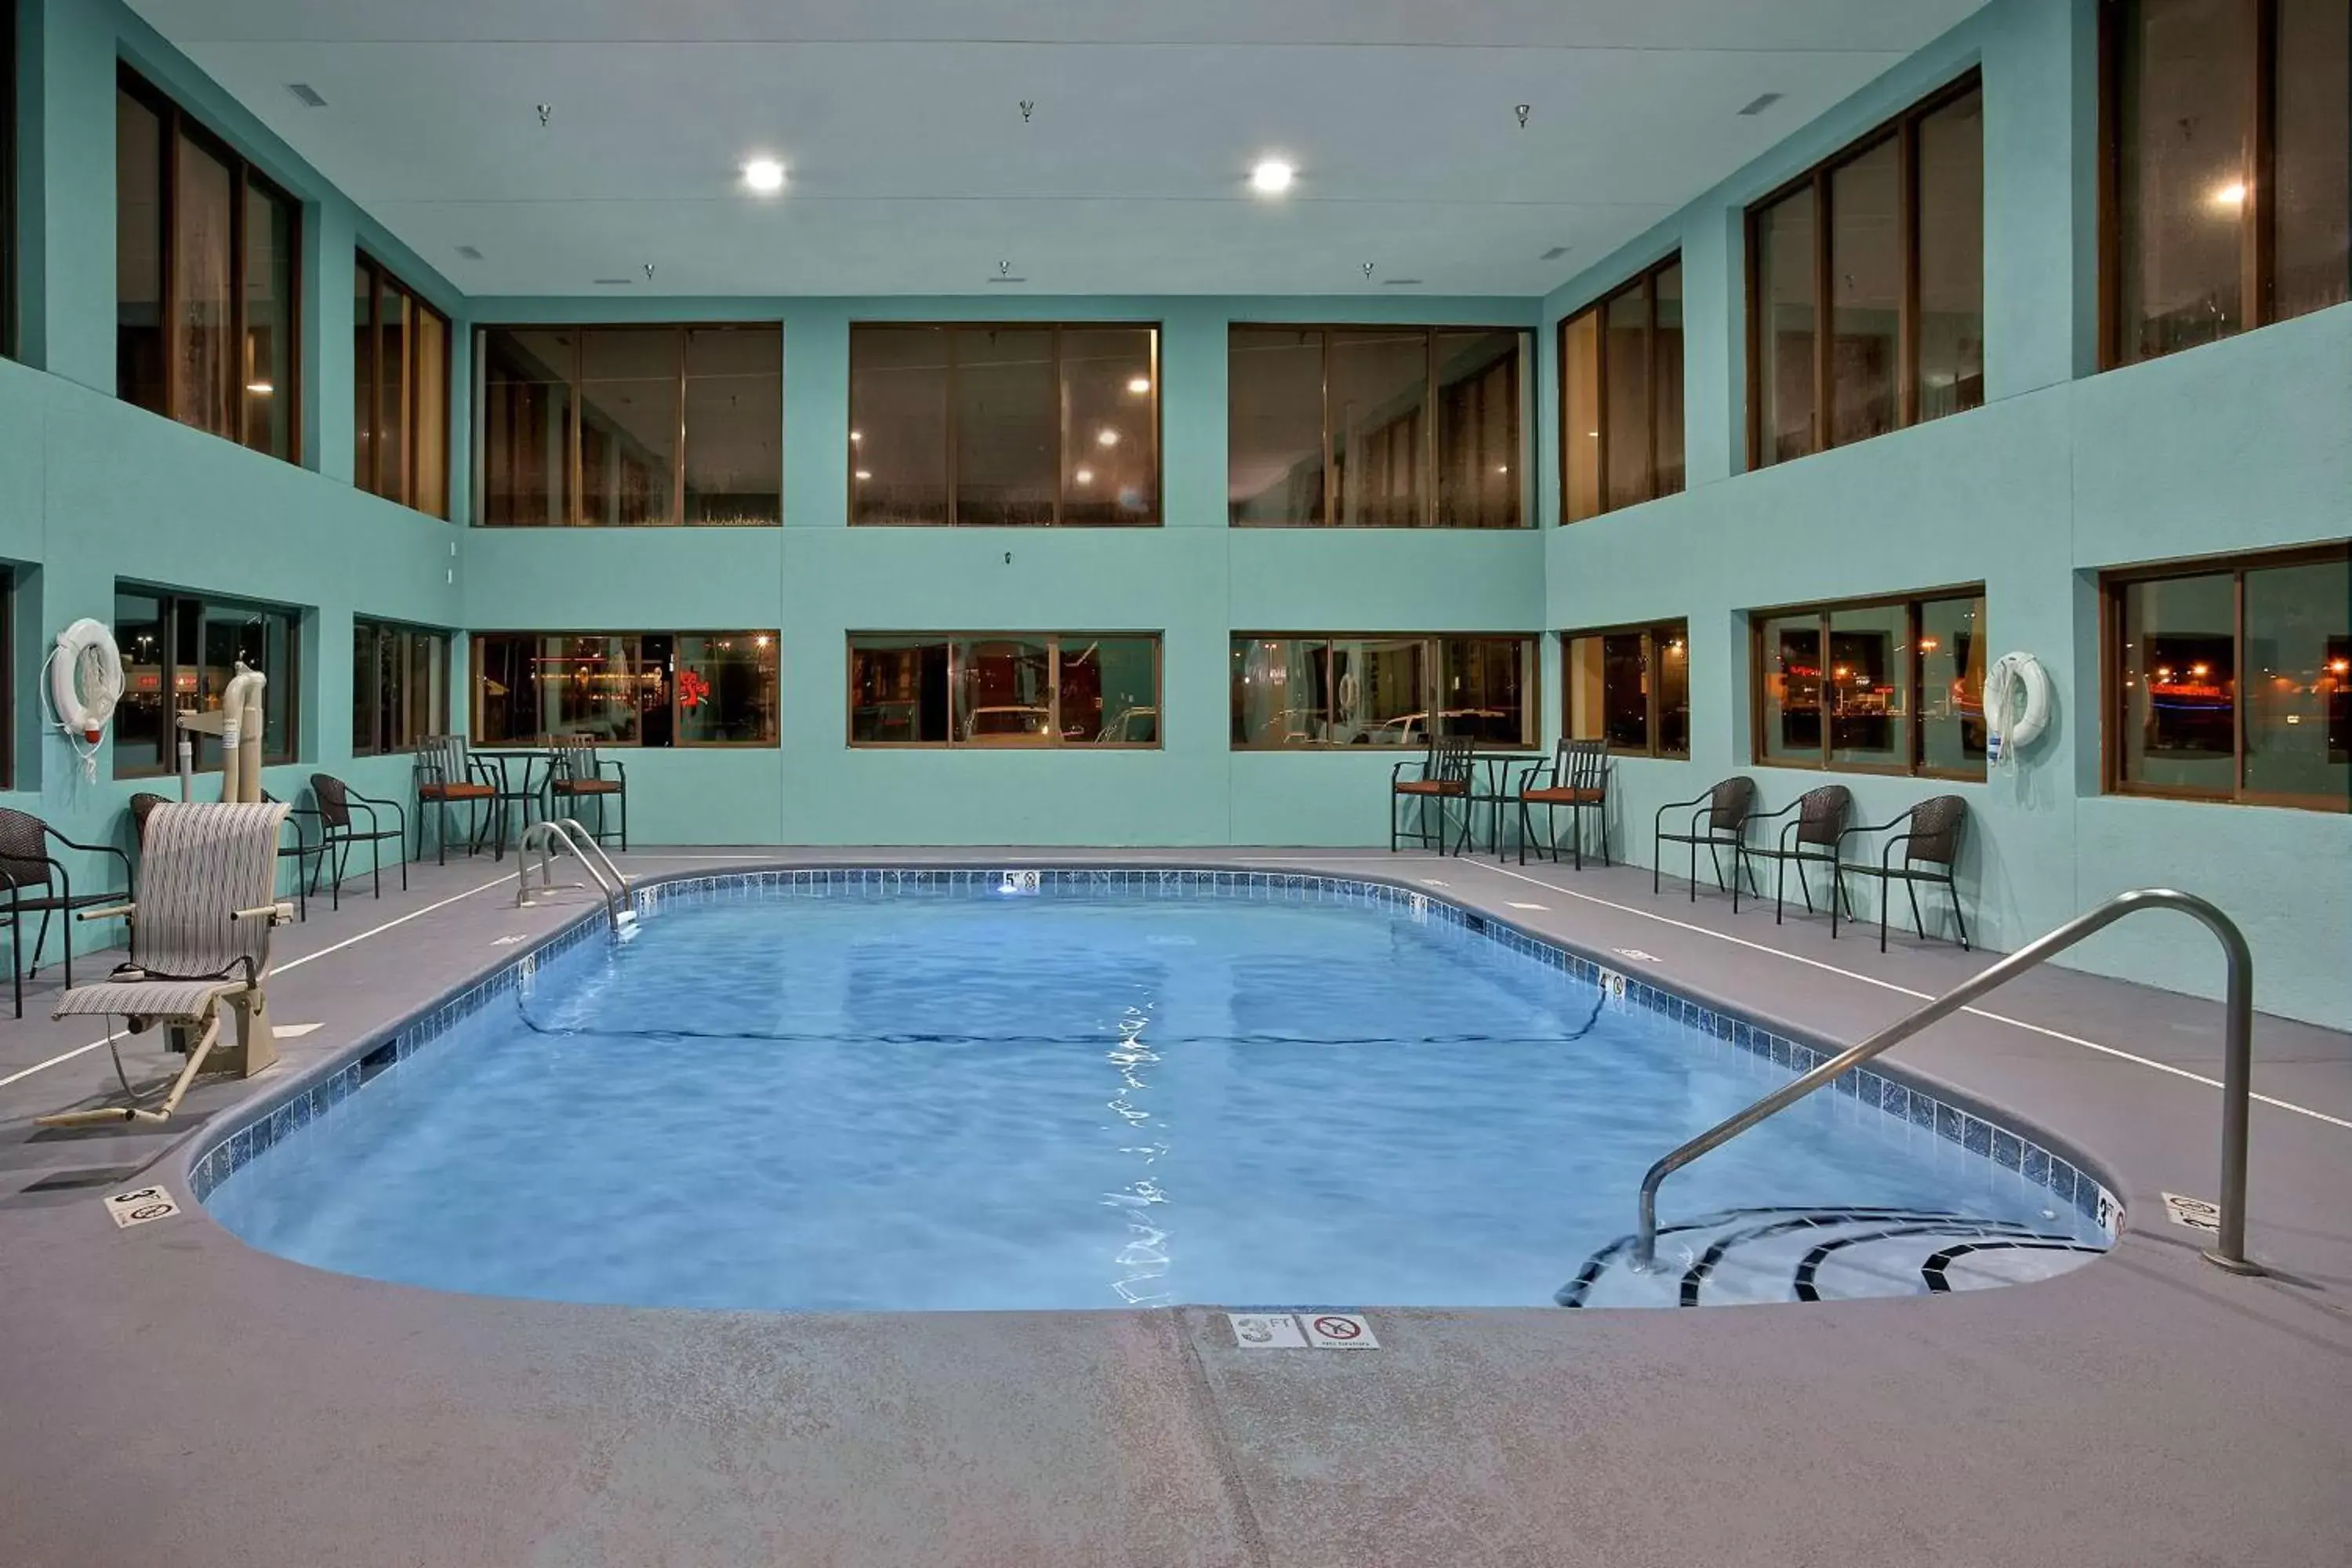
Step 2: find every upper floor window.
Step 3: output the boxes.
[354,256,451,517]
[2103,0,2350,367]
[473,632,780,745]
[112,586,299,776]
[2104,546,2349,811]
[848,633,1162,746]
[1750,73,1984,469]
[1229,326,1526,528]
[1229,634,1538,748]
[352,619,449,757]
[1752,589,1987,778]
[1564,621,1690,757]
[1559,256,1684,522]
[115,69,301,463]
[476,325,781,527]
[849,324,1160,526]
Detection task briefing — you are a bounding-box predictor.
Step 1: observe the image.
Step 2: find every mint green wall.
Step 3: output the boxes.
[2,0,2345,1025]
[1538,0,2350,1025]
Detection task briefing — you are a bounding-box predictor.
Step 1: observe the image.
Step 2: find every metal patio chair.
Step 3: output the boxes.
[309,774,409,909]
[414,734,498,864]
[1516,739,1611,868]
[1833,795,1972,952]
[1390,736,1475,853]
[34,803,295,1128]
[544,735,628,851]
[1653,777,1759,903]
[1734,783,1853,923]
[0,807,134,1018]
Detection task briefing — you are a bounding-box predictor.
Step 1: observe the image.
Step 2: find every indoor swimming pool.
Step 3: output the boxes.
[201,872,2112,1312]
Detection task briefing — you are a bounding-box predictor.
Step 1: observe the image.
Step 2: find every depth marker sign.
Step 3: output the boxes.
[103,1185,180,1229]
[1226,1312,1380,1349]
[1302,1313,1379,1348]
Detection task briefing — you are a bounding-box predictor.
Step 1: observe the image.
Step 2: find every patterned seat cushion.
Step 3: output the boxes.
[1394,779,1467,797]
[1524,786,1603,805]
[53,976,241,1020]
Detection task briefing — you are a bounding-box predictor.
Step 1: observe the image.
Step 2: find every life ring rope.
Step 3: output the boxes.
[45,619,125,782]
[1984,652,2051,766]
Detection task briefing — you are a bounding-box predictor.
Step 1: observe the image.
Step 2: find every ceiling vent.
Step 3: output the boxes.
[1738,92,1784,116]
[1379,278,1425,286]
[984,275,1029,285]
[455,245,484,260]
[592,278,635,286]
[286,82,327,107]
[1540,245,1572,262]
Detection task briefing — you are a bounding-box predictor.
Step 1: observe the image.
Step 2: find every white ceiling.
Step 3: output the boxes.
[129,1,1987,298]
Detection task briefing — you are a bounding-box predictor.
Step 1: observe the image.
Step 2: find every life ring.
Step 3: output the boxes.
[1984,652,2051,764]
[49,618,125,743]
[1336,670,1361,726]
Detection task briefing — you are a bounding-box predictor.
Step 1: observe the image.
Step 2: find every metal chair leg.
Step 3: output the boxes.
[1947,879,1971,951]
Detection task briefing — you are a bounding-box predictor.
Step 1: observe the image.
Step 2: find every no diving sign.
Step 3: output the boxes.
[1228,1311,1379,1350]
[103,1185,180,1229]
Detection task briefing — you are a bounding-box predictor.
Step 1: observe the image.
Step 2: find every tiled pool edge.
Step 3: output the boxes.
[183,864,2125,1244]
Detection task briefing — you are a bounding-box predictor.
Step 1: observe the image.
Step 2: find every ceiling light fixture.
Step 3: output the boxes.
[854,470,873,481]
[1073,467,1095,485]
[245,381,274,396]
[1127,376,1152,395]
[743,158,787,194]
[2210,180,2246,208]
[1095,428,1120,448]
[1249,158,1295,195]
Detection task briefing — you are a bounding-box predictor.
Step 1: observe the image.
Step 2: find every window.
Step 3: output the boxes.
[114,70,301,462]
[2,0,16,359]
[354,256,451,517]
[1564,622,1690,757]
[351,619,449,757]
[1752,590,1986,777]
[476,325,781,526]
[1559,257,1684,522]
[1229,327,1526,528]
[847,324,1159,527]
[1749,73,1984,468]
[848,633,1161,746]
[112,588,299,777]
[2105,547,2350,810]
[473,632,779,746]
[0,568,12,788]
[2103,0,2350,367]
[1229,635,1538,748]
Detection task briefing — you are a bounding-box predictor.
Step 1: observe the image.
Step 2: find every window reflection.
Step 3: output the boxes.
[1918,594,1987,771]
[2114,0,2252,363]
[1565,622,1688,757]
[1435,331,1521,528]
[1755,592,1985,777]
[481,328,576,528]
[849,634,1162,746]
[1229,636,1537,748]
[111,588,299,777]
[1332,331,1427,528]
[355,255,452,517]
[352,619,450,757]
[475,631,781,746]
[955,330,1056,527]
[1755,188,1819,465]
[1228,328,1327,526]
[1917,87,1987,418]
[581,328,681,528]
[1829,136,1901,448]
[1827,601,1912,767]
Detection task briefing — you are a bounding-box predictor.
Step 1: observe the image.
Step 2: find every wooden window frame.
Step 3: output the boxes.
[472,324,782,528]
[1744,70,1983,470]
[1226,633,1543,751]
[116,67,305,464]
[2099,543,2352,812]
[350,618,450,757]
[2,0,16,361]
[1556,255,1683,524]
[2097,0,2343,368]
[354,254,452,518]
[1226,325,1530,530]
[1560,619,1691,758]
[1747,585,1987,781]
[844,632,1164,749]
[111,589,303,779]
[848,322,1164,528]
[468,630,780,748]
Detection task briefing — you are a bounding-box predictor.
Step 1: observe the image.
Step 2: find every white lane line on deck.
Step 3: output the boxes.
[1465,859,2352,1132]
[0,872,514,1090]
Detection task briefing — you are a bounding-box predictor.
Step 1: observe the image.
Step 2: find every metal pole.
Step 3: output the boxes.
[2203,907,2259,1273]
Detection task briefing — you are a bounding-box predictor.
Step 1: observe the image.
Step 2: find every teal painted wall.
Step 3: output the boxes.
[2,0,2345,1025]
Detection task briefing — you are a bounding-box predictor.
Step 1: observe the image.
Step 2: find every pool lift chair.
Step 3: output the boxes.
[37,670,296,1128]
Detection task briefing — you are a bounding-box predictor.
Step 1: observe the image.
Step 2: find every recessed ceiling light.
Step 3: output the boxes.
[743,158,786,194]
[1126,376,1152,395]
[1249,158,1295,195]
[1095,428,1120,448]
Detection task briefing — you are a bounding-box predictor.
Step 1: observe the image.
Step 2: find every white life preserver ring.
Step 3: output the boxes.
[1984,651,2052,764]
[1336,670,1362,726]
[49,618,125,743]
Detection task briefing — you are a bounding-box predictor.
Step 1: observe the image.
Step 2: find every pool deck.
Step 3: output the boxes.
[2,845,2346,1568]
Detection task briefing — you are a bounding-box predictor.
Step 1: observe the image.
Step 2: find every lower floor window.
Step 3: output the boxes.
[848,633,1161,746]
[473,631,779,746]
[353,619,450,756]
[1229,633,1537,749]
[1563,621,1688,757]
[1753,589,1985,777]
[2107,546,2349,810]
[113,586,299,775]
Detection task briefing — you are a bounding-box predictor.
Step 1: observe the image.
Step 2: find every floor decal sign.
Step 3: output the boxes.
[1228,1312,1380,1349]
[103,1185,180,1229]
[2161,1192,2221,1232]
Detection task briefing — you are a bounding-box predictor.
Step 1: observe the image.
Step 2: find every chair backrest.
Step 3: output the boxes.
[1795,784,1852,848]
[1428,735,1475,786]
[128,793,172,849]
[134,802,289,980]
[1906,795,1968,867]
[1707,776,1756,830]
[414,734,469,788]
[0,807,50,891]
[1560,739,1609,793]
[550,735,601,785]
[309,773,353,829]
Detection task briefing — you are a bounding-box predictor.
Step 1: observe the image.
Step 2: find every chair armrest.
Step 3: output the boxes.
[49,834,134,879]
[350,789,408,827]
[1390,760,1414,783]
[1653,794,1704,829]
[1880,832,1918,870]
[1515,760,1553,793]
[602,759,626,783]
[75,902,137,922]
[231,902,297,927]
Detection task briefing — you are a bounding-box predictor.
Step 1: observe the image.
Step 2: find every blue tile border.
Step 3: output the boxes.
[187,866,2124,1241]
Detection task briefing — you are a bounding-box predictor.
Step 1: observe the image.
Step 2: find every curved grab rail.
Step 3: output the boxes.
[1632,888,2258,1275]
[514,818,631,935]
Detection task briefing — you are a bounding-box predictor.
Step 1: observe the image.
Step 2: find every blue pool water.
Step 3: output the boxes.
[208,882,2102,1310]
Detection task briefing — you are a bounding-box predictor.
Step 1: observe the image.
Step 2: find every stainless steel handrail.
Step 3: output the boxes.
[1632,888,2259,1275]
[514,818,631,935]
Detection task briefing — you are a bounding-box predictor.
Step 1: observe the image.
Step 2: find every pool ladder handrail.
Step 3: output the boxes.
[1632,888,2258,1276]
[515,817,633,935]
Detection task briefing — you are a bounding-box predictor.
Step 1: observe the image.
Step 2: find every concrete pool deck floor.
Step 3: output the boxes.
[1,845,2346,1567]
